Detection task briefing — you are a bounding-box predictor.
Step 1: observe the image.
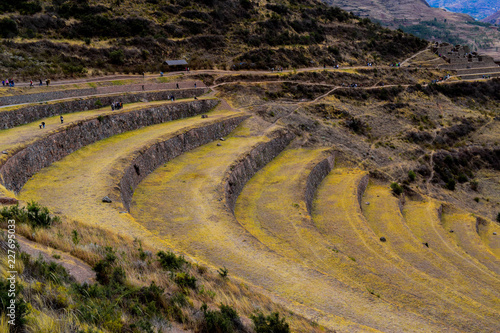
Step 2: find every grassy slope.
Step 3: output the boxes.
[441,209,500,273]
[361,183,500,310]
[19,108,242,238]
[130,134,451,332]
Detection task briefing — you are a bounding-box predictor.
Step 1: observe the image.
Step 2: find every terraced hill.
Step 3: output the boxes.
[1,59,500,332]
[0,0,428,78]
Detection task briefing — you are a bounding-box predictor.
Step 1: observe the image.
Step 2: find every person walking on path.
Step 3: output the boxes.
[60,115,63,124]
[194,82,197,88]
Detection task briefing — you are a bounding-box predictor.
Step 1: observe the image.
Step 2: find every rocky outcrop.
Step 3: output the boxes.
[0,83,203,106]
[119,115,250,210]
[0,88,207,129]
[224,129,295,213]
[305,152,336,215]
[0,99,219,193]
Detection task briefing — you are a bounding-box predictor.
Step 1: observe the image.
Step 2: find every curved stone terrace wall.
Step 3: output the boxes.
[0,99,219,193]
[0,88,208,130]
[0,82,200,106]
[305,152,336,215]
[119,115,250,210]
[224,129,295,213]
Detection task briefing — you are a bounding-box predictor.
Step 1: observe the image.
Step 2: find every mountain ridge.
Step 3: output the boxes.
[324,0,500,59]
[426,0,500,20]
[483,9,500,25]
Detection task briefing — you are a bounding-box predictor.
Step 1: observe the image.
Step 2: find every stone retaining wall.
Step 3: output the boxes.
[0,88,208,129]
[305,152,336,215]
[356,174,369,208]
[119,115,250,210]
[0,82,193,106]
[224,129,295,213]
[456,67,500,75]
[0,99,219,193]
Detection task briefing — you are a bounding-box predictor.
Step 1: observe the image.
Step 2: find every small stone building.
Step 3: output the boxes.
[164,59,189,71]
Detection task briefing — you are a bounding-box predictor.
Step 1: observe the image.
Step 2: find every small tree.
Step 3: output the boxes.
[390,182,403,195]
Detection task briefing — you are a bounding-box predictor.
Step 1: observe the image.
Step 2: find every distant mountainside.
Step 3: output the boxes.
[482,9,500,25]
[0,0,427,78]
[323,0,472,26]
[324,0,500,59]
[426,0,499,20]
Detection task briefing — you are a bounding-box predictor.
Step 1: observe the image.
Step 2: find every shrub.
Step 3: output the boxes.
[95,99,103,107]
[0,280,29,329]
[109,49,125,65]
[251,311,290,333]
[201,303,241,333]
[174,272,197,289]
[470,180,479,191]
[408,170,416,182]
[93,247,125,285]
[457,174,468,183]
[21,253,72,285]
[0,17,19,38]
[390,182,403,195]
[157,250,187,271]
[217,266,228,278]
[0,202,60,228]
[445,179,456,191]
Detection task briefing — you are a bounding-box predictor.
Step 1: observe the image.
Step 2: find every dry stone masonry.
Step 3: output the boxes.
[224,129,295,213]
[0,99,218,193]
[0,82,198,106]
[119,115,250,210]
[305,152,336,214]
[0,88,208,129]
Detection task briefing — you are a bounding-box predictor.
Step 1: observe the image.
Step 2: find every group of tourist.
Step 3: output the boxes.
[2,78,51,87]
[38,116,63,129]
[2,79,15,87]
[430,74,451,84]
[111,102,123,111]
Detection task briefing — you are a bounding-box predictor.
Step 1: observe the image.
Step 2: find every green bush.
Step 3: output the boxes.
[390,182,403,195]
[93,247,125,285]
[445,179,456,191]
[0,280,29,329]
[201,303,241,333]
[408,170,416,182]
[157,250,187,271]
[174,272,197,289]
[0,17,19,38]
[0,202,60,228]
[457,174,468,183]
[109,49,125,65]
[251,311,290,333]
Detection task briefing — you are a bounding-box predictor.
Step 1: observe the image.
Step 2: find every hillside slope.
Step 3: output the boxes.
[324,0,500,59]
[483,9,500,25]
[0,0,427,79]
